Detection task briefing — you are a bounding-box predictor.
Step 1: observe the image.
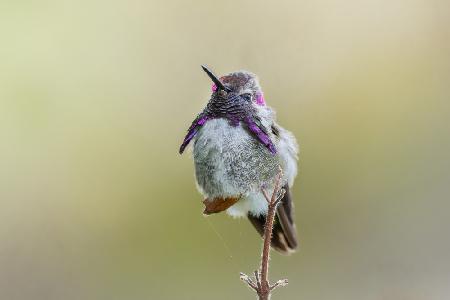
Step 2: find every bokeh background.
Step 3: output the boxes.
[1,0,450,299]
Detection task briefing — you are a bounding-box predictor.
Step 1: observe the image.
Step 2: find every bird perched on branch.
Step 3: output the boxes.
[179,66,299,254]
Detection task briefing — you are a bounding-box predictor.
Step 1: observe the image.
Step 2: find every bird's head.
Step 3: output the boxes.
[201,66,266,115]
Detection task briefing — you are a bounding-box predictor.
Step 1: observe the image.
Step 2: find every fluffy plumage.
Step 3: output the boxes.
[180,69,299,254]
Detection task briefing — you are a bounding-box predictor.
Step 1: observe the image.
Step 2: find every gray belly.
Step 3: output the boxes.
[193,118,279,198]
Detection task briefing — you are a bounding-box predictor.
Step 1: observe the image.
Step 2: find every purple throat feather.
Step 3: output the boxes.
[179,113,276,155]
[179,115,209,154]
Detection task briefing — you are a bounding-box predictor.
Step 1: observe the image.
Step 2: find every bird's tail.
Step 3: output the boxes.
[247,184,298,255]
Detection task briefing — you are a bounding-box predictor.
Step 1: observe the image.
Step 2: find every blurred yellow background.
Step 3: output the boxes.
[1,0,449,299]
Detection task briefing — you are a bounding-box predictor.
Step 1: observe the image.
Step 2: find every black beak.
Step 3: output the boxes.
[201,65,231,92]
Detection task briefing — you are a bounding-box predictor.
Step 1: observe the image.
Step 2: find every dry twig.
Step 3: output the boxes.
[240,168,288,300]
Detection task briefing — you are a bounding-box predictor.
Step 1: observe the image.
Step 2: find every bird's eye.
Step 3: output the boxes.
[218,89,227,97]
[241,93,252,101]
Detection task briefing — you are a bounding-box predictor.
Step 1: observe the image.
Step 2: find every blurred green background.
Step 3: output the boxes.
[1,0,449,299]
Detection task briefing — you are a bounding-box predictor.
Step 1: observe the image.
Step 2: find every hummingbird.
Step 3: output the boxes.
[179,66,299,254]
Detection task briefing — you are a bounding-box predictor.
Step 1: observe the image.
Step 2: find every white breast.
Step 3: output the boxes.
[191,117,298,218]
[193,118,257,197]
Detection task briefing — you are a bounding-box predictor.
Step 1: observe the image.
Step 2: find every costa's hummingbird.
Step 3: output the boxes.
[179,66,299,254]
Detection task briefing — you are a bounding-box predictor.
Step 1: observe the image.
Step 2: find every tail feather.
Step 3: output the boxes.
[247,184,298,254]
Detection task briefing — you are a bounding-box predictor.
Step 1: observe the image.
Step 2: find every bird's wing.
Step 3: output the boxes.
[273,123,299,186]
[275,184,298,251]
[247,184,298,254]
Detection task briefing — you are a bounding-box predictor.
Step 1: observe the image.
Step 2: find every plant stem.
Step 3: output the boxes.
[240,169,288,300]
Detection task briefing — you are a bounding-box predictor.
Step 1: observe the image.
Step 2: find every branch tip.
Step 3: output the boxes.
[240,272,257,291]
[261,188,271,204]
[270,279,289,290]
